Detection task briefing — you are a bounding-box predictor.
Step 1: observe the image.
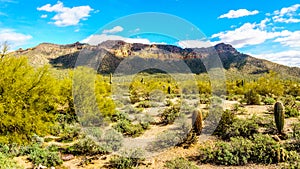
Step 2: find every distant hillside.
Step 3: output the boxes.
[12,41,300,78]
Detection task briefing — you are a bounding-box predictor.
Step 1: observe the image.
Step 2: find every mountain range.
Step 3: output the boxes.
[12,41,300,78]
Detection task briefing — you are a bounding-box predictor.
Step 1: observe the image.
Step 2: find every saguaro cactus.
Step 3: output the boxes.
[274,102,285,134]
[193,109,203,135]
[167,86,171,94]
[109,73,112,84]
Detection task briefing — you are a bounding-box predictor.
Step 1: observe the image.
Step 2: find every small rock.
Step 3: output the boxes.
[62,154,75,161]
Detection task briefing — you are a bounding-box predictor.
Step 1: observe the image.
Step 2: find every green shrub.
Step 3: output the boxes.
[160,104,180,125]
[109,148,145,169]
[57,124,81,142]
[213,110,235,138]
[213,110,259,140]
[264,97,276,105]
[149,115,192,151]
[98,129,123,152]
[28,146,62,167]
[165,157,199,169]
[245,89,261,105]
[65,137,107,156]
[198,134,299,165]
[285,107,300,118]
[0,152,22,169]
[223,117,259,140]
[114,119,144,137]
[282,95,300,118]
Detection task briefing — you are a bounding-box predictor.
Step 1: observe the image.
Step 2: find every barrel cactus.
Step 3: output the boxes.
[274,102,285,134]
[193,109,203,135]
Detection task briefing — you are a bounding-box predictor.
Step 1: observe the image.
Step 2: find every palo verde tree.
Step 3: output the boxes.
[0,56,60,144]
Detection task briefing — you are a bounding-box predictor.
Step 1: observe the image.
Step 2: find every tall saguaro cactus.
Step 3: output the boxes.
[274,102,285,134]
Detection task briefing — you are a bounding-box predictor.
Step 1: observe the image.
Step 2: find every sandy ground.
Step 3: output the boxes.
[12,100,298,169]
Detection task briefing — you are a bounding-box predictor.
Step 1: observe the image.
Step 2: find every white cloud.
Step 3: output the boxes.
[41,14,47,18]
[102,26,124,34]
[211,22,291,48]
[177,40,215,48]
[218,9,259,19]
[37,1,93,27]
[274,31,300,47]
[273,4,300,23]
[0,29,32,48]
[274,4,300,16]
[81,34,151,45]
[250,50,300,67]
[259,18,270,30]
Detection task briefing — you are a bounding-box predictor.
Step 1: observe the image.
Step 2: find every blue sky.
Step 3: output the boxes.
[1,0,300,67]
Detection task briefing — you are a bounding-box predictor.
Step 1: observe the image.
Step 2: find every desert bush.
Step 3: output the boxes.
[57,124,81,142]
[98,129,123,152]
[149,115,192,151]
[213,110,259,140]
[199,94,210,104]
[136,101,151,108]
[109,148,145,169]
[282,95,300,118]
[160,104,181,124]
[285,107,300,118]
[114,119,145,137]
[165,157,199,169]
[263,97,276,105]
[244,89,261,105]
[28,146,62,167]
[0,152,22,169]
[198,134,299,165]
[65,137,107,156]
[213,110,235,137]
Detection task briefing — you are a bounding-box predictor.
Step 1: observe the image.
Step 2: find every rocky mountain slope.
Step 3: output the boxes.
[13,41,300,77]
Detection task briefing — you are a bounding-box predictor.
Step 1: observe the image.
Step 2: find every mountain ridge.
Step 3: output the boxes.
[12,41,300,78]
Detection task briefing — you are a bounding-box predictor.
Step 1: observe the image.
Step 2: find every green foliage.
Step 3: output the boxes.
[149,115,191,151]
[213,110,235,138]
[129,73,178,104]
[263,97,276,105]
[73,67,116,127]
[109,148,145,169]
[65,137,107,156]
[114,118,145,137]
[214,110,259,140]
[165,157,199,169]
[0,57,59,144]
[245,89,261,105]
[28,146,62,167]
[198,134,299,165]
[160,103,181,125]
[57,124,81,142]
[282,95,300,118]
[274,102,285,134]
[0,152,22,169]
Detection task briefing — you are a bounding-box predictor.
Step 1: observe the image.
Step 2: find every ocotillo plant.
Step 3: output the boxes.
[274,101,285,134]
[193,109,203,135]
